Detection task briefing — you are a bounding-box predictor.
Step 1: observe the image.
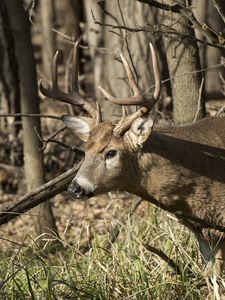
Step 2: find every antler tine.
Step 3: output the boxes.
[99,43,161,136]
[98,43,160,110]
[149,43,161,101]
[98,54,144,106]
[39,51,61,98]
[52,51,59,90]
[72,41,79,92]
[39,41,101,123]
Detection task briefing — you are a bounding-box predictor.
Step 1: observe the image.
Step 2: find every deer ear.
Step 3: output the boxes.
[62,115,95,142]
[128,115,154,148]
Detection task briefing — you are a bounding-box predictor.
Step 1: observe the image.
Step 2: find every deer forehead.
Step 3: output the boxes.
[85,121,122,153]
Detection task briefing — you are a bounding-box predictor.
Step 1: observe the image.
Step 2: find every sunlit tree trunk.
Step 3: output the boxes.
[160,0,205,125]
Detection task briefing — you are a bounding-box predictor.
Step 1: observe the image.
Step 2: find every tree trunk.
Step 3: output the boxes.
[64,0,83,62]
[193,0,225,99]
[39,0,55,79]
[84,0,104,100]
[99,0,160,120]
[4,0,58,244]
[0,1,20,130]
[161,0,205,125]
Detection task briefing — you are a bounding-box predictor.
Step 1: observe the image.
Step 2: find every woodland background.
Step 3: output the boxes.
[0,0,225,298]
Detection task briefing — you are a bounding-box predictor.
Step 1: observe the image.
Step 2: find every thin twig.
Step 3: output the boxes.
[214,71,225,116]
[92,13,225,52]
[35,125,84,153]
[0,113,61,120]
[137,0,225,48]
[211,0,225,23]
[193,77,204,123]
[45,139,84,154]
[144,62,225,96]
[215,105,225,117]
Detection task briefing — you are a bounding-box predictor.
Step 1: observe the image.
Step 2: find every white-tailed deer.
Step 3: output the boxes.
[40,42,225,293]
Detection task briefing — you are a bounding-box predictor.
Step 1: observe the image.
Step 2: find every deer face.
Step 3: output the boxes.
[63,115,154,200]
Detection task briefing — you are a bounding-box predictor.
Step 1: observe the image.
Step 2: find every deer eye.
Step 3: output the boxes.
[106,150,117,159]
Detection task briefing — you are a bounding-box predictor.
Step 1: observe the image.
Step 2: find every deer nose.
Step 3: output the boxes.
[67,182,85,198]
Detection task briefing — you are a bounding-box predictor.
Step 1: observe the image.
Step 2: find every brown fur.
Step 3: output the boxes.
[66,115,225,276]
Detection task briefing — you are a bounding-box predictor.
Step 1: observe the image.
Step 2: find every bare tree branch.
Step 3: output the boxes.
[0,113,85,153]
[0,159,83,226]
[211,0,225,23]
[35,125,84,154]
[92,11,225,52]
[136,0,225,50]
[0,113,61,120]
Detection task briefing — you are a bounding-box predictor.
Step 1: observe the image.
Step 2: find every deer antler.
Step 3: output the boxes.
[39,41,101,124]
[98,43,161,135]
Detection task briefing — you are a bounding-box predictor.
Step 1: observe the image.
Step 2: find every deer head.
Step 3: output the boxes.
[40,41,161,199]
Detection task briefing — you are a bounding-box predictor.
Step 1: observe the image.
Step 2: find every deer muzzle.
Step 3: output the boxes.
[67,181,94,200]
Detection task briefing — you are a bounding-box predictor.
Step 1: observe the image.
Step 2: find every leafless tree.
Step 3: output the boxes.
[4,0,59,244]
[0,1,19,130]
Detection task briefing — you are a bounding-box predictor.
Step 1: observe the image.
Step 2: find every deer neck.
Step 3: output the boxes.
[126,127,208,214]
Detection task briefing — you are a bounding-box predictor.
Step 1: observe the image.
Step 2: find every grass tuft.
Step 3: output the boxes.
[0,195,222,299]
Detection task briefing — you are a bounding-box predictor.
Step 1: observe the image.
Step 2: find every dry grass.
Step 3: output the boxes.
[0,191,221,299]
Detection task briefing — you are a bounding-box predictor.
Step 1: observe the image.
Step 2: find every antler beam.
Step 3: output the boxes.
[39,41,101,123]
